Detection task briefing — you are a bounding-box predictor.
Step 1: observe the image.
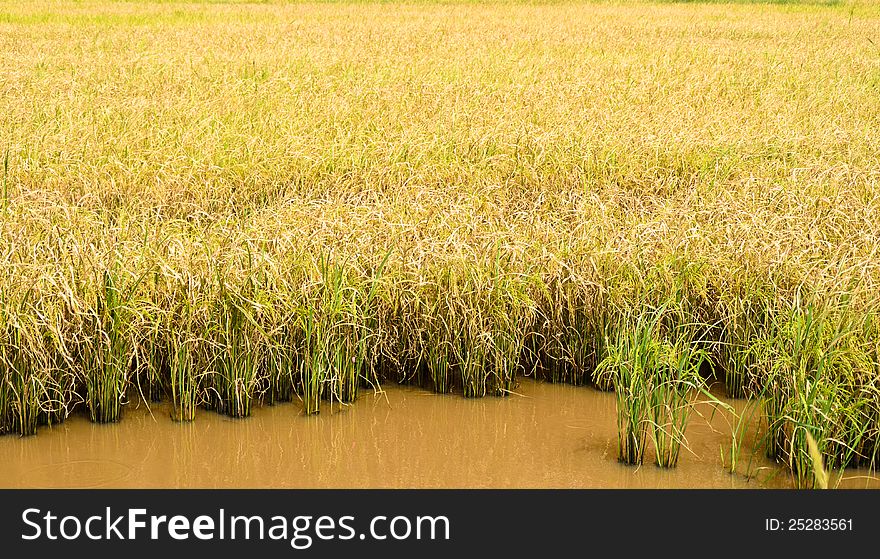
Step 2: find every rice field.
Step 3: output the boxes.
[1,0,879,489]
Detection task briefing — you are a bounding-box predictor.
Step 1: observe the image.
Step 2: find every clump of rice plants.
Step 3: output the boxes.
[168,331,200,422]
[855,315,880,467]
[0,285,77,436]
[595,301,715,468]
[205,279,262,419]
[298,303,327,415]
[443,260,535,398]
[80,269,138,424]
[419,269,457,394]
[137,298,168,404]
[262,320,298,406]
[0,365,7,435]
[296,253,387,414]
[531,273,608,389]
[304,258,357,411]
[372,282,424,387]
[485,268,535,396]
[165,294,205,422]
[136,270,208,422]
[0,302,47,436]
[594,312,653,465]
[713,276,778,399]
[452,269,507,398]
[751,294,878,487]
[646,335,708,468]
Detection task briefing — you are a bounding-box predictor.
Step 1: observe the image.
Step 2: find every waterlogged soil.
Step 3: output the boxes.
[1,380,878,489]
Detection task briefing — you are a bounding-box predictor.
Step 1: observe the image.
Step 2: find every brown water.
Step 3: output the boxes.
[1,379,877,488]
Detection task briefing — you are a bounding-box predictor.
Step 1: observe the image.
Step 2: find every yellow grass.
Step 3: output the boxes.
[2,1,878,290]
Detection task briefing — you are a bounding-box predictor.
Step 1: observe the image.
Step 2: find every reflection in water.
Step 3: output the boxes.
[1,379,877,488]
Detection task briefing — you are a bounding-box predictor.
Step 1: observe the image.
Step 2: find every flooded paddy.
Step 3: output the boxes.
[4,379,873,489]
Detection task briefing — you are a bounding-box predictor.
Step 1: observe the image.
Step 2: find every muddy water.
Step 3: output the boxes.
[1,380,877,488]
